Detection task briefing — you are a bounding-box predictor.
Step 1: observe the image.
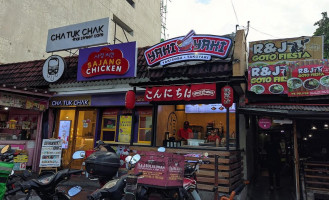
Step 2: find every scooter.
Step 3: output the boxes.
[4,150,85,200]
[0,145,33,191]
[87,154,143,200]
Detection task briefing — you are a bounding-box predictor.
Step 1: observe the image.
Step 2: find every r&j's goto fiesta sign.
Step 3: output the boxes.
[78,42,137,81]
[144,30,232,66]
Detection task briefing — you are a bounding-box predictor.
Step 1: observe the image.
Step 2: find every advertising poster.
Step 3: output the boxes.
[248,63,288,94]
[39,139,62,167]
[248,36,323,95]
[58,120,71,149]
[118,116,132,143]
[287,59,329,97]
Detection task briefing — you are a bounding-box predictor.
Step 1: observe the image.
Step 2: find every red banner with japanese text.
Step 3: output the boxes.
[287,59,329,97]
[144,83,216,102]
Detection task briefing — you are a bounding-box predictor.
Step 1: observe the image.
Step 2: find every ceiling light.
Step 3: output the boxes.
[311,125,317,130]
[66,117,69,119]
[303,137,308,141]
[281,130,285,133]
[324,124,328,129]
[4,107,9,110]
[308,134,313,138]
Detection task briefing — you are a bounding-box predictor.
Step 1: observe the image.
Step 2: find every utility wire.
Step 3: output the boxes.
[250,26,280,39]
[230,0,239,25]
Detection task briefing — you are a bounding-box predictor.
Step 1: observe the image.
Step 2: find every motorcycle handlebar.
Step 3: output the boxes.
[87,189,107,200]
[5,186,21,196]
[135,172,143,176]
[68,169,84,175]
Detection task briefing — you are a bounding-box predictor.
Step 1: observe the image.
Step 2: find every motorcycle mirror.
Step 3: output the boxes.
[157,147,166,152]
[10,170,14,176]
[130,154,141,165]
[68,185,82,197]
[204,152,208,157]
[72,151,86,159]
[125,156,132,163]
[1,145,10,154]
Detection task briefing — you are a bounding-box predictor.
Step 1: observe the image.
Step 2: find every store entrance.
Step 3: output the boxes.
[251,122,296,199]
[57,109,97,169]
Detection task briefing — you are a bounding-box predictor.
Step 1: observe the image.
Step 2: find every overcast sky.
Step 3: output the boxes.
[165,0,329,42]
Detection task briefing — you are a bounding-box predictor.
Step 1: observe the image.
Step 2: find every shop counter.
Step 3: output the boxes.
[0,140,35,167]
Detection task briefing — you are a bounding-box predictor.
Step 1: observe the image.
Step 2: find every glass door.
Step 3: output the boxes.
[71,109,97,169]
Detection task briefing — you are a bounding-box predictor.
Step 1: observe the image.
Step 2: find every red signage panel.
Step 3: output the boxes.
[144,83,216,102]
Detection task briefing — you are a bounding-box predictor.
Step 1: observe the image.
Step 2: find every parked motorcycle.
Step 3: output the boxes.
[87,154,142,200]
[4,150,85,200]
[0,145,33,191]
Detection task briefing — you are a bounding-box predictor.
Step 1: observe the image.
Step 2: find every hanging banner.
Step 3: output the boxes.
[144,30,232,66]
[39,139,62,167]
[248,64,288,94]
[144,83,216,102]
[118,116,132,143]
[58,120,71,149]
[287,59,329,97]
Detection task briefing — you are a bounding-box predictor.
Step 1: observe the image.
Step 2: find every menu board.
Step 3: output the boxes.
[118,116,132,143]
[39,139,62,167]
[185,103,235,113]
[287,59,329,97]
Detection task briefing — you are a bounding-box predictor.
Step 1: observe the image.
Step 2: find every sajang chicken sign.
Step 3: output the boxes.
[144,30,232,66]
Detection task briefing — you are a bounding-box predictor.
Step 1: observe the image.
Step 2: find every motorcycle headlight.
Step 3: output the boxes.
[102,179,119,189]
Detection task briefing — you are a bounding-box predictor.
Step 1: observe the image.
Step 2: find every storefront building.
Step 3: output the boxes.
[48,30,248,196]
[241,36,329,200]
[0,59,53,172]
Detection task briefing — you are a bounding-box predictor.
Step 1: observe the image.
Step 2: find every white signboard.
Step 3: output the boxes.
[42,55,66,82]
[185,103,236,113]
[58,120,71,149]
[46,18,110,52]
[39,139,62,167]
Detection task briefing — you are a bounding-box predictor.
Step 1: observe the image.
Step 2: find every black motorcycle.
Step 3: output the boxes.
[5,151,85,200]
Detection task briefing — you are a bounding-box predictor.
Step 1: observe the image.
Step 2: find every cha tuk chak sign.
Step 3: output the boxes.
[46,18,110,53]
[144,30,232,66]
[78,42,137,81]
[144,83,216,102]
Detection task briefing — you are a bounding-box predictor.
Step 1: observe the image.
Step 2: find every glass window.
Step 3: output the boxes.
[138,115,152,144]
[101,116,117,142]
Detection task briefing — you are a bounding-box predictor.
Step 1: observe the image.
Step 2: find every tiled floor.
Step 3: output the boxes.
[247,170,296,200]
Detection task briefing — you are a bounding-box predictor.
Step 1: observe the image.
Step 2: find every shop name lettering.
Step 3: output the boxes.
[147,40,227,62]
[51,100,89,106]
[51,25,104,41]
[251,42,311,61]
[137,163,165,171]
[296,66,324,78]
[250,66,287,83]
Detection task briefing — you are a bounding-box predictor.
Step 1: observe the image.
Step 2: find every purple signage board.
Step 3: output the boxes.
[78,42,137,81]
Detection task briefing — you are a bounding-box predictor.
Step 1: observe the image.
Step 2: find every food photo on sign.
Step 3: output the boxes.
[287,59,329,97]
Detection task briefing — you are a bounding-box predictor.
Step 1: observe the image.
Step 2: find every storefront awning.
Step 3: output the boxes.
[237,104,329,119]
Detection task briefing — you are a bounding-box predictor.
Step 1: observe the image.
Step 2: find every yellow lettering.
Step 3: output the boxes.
[88,62,91,68]
[116,59,121,65]
[93,61,98,67]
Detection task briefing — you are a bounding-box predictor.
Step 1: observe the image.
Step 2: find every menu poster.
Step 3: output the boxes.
[248,63,288,94]
[39,139,62,167]
[118,116,132,143]
[287,59,329,97]
[58,120,71,149]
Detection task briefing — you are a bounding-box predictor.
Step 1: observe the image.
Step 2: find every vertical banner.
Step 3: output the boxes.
[118,116,132,143]
[58,120,71,149]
